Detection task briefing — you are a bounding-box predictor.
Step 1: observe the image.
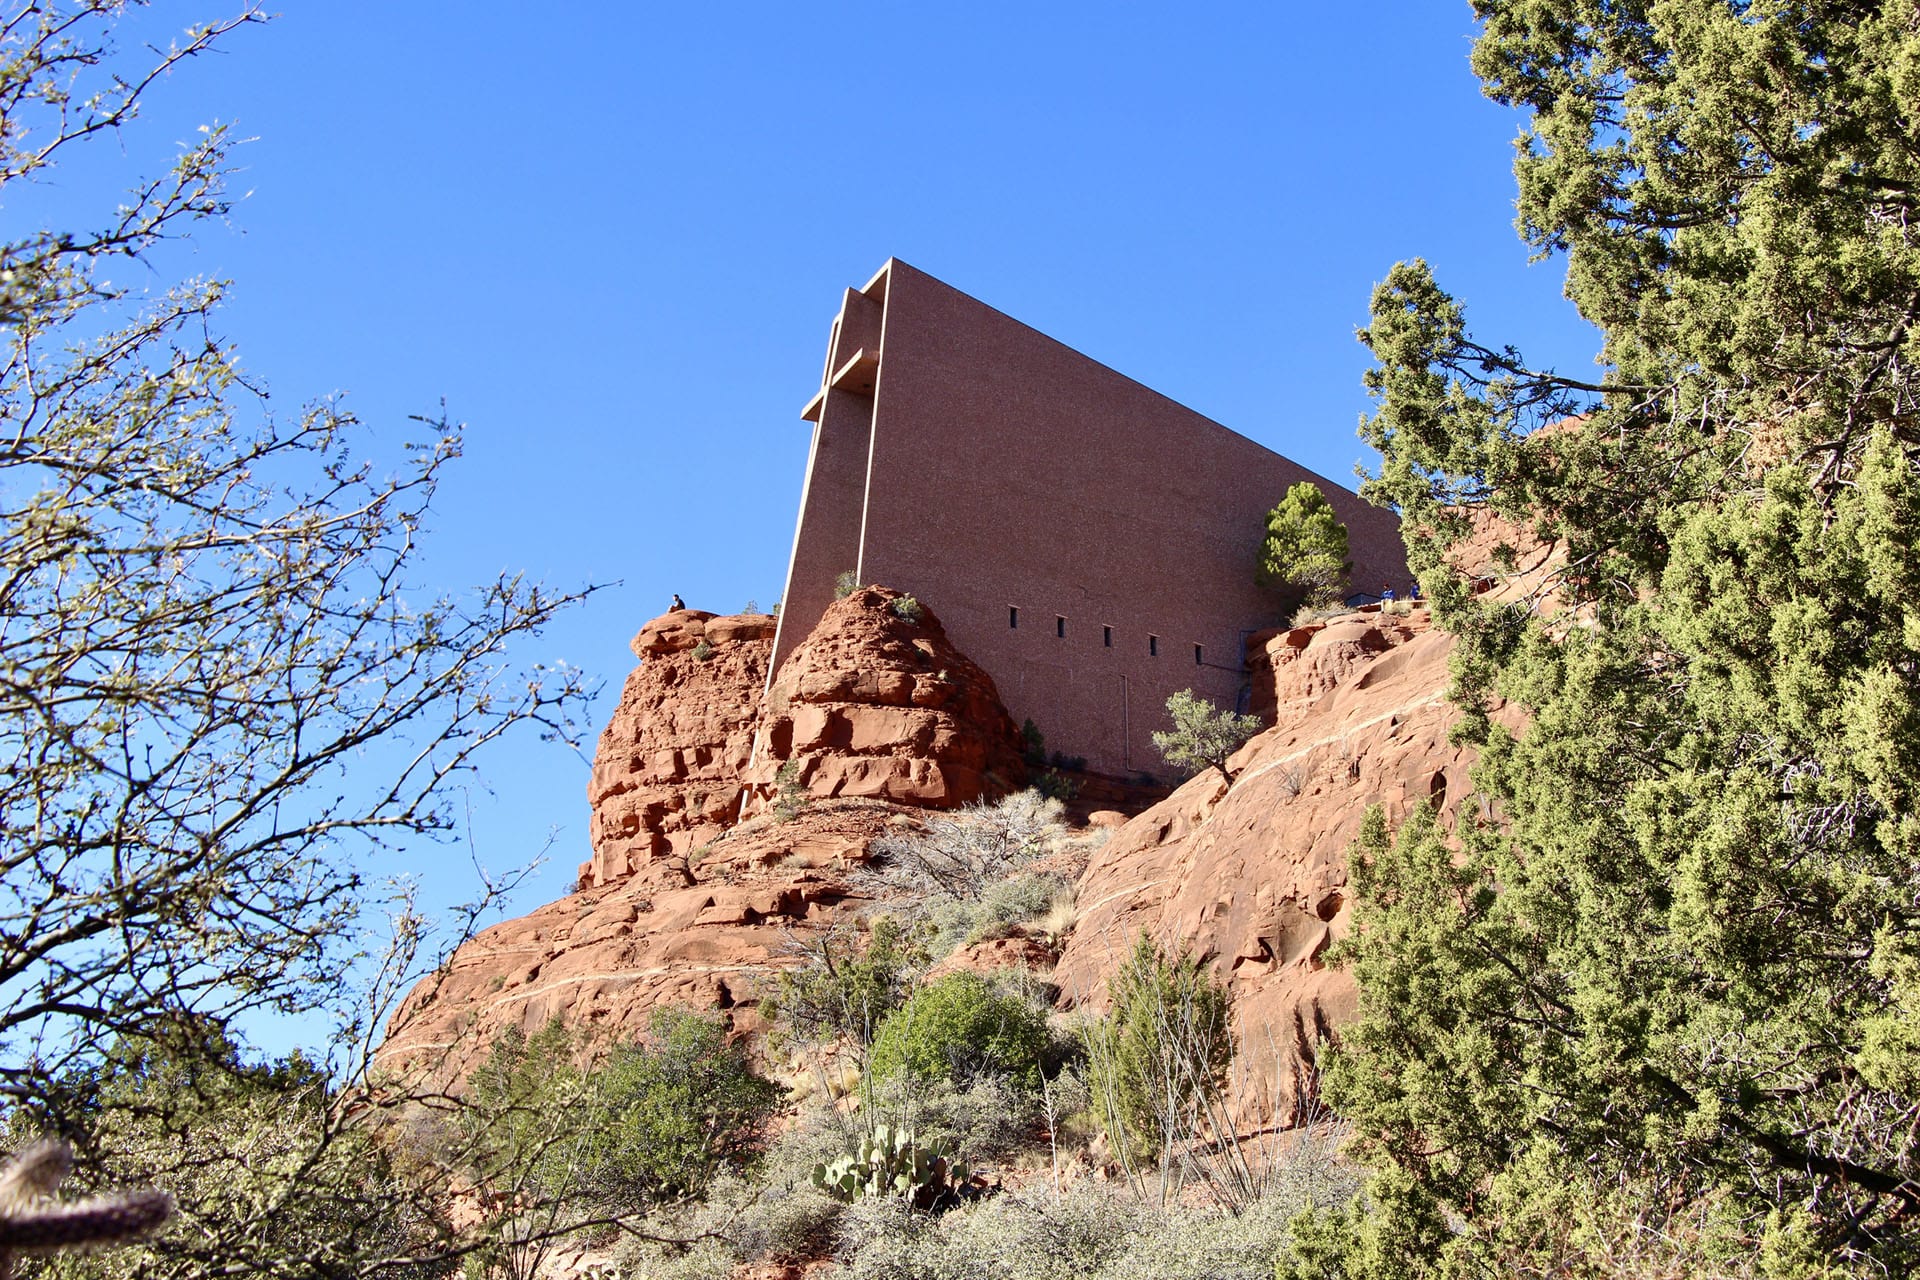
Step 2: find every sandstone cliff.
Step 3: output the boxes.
[740,586,1027,815]
[382,589,1028,1088]
[385,586,1475,1126]
[582,609,774,888]
[1053,608,1472,1119]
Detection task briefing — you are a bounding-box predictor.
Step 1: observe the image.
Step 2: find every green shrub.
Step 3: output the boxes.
[924,872,1071,957]
[864,1071,1042,1166]
[890,594,924,623]
[1085,936,1231,1164]
[691,637,715,662]
[1150,689,1262,786]
[772,759,808,822]
[835,569,861,598]
[765,918,915,1054]
[585,1009,782,1201]
[868,972,1051,1091]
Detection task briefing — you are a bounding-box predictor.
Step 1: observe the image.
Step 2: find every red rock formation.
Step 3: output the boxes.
[581,610,773,889]
[741,586,1027,814]
[1053,607,1478,1121]
[381,589,1034,1089]
[379,801,900,1090]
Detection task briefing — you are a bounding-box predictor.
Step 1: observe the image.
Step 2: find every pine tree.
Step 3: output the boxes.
[1257,481,1352,613]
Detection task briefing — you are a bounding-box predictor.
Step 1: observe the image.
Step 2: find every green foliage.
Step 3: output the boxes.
[836,570,862,599]
[465,1012,779,1217]
[772,759,809,822]
[691,637,715,662]
[593,1010,782,1201]
[1258,481,1352,610]
[1084,936,1231,1166]
[867,972,1051,1091]
[890,594,925,623]
[1020,719,1048,768]
[765,918,917,1056]
[27,1021,452,1280]
[809,1123,969,1208]
[1150,690,1263,786]
[1333,4,1920,1271]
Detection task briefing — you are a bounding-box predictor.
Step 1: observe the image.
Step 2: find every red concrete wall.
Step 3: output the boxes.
[773,260,1408,778]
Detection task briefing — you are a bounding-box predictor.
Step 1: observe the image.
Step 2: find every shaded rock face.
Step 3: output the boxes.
[380,802,900,1090]
[1054,609,1479,1122]
[741,586,1027,814]
[580,610,776,889]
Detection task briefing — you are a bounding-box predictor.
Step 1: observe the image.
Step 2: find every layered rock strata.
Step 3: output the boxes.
[580,610,775,889]
[380,801,901,1090]
[741,586,1027,814]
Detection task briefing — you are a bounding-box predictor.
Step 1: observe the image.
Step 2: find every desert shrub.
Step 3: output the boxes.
[1034,768,1081,802]
[1150,689,1262,786]
[691,1169,846,1265]
[1085,936,1232,1165]
[835,569,861,598]
[1286,600,1353,628]
[923,871,1072,958]
[587,1009,782,1200]
[837,1188,1141,1280]
[466,1012,780,1219]
[765,918,916,1056]
[867,790,1068,904]
[1020,719,1048,767]
[868,972,1051,1091]
[865,1071,1043,1166]
[691,637,715,662]
[890,594,924,623]
[771,759,809,822]
[837,1181,1335,1280]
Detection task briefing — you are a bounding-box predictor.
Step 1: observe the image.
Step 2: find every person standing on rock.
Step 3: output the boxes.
[670,593,686,612]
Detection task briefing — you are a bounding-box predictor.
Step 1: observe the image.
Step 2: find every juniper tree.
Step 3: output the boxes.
[1151,690,1262,787]
[1313,3,1920,1274]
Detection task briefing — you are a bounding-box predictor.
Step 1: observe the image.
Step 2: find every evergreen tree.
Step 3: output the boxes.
[1318,3,1920,1273]
[1257,481,1352,613]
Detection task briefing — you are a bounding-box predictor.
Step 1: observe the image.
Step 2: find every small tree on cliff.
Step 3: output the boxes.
[1257,481,1351,613]
[1151,690,1262,787]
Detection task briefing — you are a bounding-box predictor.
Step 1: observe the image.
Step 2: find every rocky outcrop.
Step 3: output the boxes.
[740,587,1027,814]
[1054,607,1478,1121]
[580,610,774,889]
[379,801,902,1090]
[387,582,1506,1135]
[383,589,1034,1089]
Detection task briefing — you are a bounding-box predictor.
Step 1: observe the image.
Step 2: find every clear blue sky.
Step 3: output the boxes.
[34,2,1599,1046]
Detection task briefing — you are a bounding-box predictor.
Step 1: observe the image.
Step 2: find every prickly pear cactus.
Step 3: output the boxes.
[808,1123,969,1209]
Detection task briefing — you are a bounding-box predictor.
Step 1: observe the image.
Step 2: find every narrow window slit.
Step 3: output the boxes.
[1056,615,1066,638]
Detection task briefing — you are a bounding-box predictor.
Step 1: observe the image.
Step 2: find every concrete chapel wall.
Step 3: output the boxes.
[772,259,1407,779]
